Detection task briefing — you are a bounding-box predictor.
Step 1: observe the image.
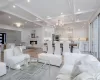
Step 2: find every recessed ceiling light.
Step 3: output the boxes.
[13,5,16,8]
[8,16,11,19]
[60,12,65,17]
[14,22,22,27]
[61,13,63,15]
[27,0,30,2]
[78,9,80,11]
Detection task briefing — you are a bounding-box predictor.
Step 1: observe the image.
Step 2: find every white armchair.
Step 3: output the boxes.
[4,46,30,69]
[0,62,6,76]
[6,43,15,49]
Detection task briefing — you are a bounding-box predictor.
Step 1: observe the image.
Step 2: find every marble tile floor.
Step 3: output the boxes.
[0,65,60,80]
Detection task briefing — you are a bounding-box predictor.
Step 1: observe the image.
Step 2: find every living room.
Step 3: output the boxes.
[0,0,100,80]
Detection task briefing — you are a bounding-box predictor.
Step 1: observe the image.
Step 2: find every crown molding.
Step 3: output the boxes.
[2,10,44,27]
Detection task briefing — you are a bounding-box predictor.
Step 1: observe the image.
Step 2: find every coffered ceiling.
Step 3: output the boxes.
[0,0,99,28]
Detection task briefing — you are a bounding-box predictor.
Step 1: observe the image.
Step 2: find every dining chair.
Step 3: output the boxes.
[54,41,61,55]
[63,41,70,54]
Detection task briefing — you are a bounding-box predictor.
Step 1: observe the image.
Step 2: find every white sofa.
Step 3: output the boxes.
[57,53,100,80]
[0,62,6,76]
[4,46,30,69]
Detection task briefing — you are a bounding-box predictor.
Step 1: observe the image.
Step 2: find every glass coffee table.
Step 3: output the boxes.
[5,58,50,80]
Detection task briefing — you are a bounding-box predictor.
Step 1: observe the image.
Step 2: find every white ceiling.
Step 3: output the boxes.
[0,0,99,28]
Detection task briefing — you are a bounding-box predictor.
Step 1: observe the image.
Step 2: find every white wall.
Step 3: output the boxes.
[55,23,89,41]
[43,27,54,41]
[0,24,22,31]
[21,26,55,48]
[0,24,23,45]
[0,28,21,44]
[21,27,43,48]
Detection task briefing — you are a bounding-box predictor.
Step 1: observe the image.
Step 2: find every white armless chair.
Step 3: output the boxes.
[38,41,53,60]
[63,41,70,55]
[6,43,15,49]
[52,41,62,66]
[79,41,85,52]
[54,41,61,55]
[38,41,62,66]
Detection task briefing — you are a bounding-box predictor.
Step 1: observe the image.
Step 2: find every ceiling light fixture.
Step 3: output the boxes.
[27,0,30,2]
[60,12,65,17]
[13,5,16,8]
[61,12,63,15]
[78,9,80,11]
[14,23,22,27]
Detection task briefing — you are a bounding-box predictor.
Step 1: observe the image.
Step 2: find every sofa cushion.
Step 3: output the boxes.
[7,55,25,66]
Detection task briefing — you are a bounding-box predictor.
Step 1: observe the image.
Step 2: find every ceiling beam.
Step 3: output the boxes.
[75,9,96,15]
[0,0,24,10]
[2,10,44,27]
[15,4,53,26]
[64,20,88,25]
[0,0,47,27]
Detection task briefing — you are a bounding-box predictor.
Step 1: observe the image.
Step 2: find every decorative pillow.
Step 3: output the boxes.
[73,72,94,80]
[71,62,82,79]
[13,47,22,56]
